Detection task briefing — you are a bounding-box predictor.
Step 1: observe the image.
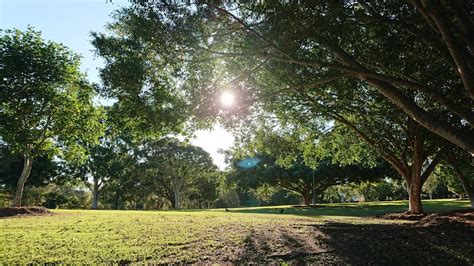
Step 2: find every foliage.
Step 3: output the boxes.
[227,124,388,205]
[143,138,218,208]
[91,5,192,138]
[70,132,138,209]
[214,187,240,208]
[0,143,61,194]
[437,163,467,199]
[118,2,460,213]
[0,28,105,206]
[19,183,90,209]
[180,1,473,153]
[0,27,104,161]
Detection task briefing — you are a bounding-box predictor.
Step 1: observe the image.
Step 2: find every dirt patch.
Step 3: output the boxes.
[0,206,52,218]
[381,211,426,220]
[194,216,474,264]
[416,210,474,227]
[291,205,326,208]
[382,209,474,227]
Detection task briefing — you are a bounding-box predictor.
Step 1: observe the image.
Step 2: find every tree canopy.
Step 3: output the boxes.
[0,28,105,206]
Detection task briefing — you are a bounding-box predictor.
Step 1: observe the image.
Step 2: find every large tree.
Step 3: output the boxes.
[126,1,473,155]
[0,28,105,207]
[278,88,444,214]
[143,138,217,209]
[104,2,469,213]
[230,155,386,206]
[206,1,474,154]
[228,126,387,206]
[91,6,191,139]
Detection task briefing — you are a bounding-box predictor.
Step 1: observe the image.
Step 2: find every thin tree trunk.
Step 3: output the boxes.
[173,189,180,209]
[12,152,33,207]
[448,158,474,208]
[91,179,99,209]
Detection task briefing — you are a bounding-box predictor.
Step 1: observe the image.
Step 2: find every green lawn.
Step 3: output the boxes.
[0,199,472,264]
[230,198,471,217]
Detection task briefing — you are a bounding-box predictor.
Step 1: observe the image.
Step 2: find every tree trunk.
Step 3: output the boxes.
[302,191,311,206]
[469,190,474,208]
[173,189,180,209]
[408,178,423,214]
[12,153,33,207]
[449,159,474,208]
[359,191,367,202]
[91,179,99,209]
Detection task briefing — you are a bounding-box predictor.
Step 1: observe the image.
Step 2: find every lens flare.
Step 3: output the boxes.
[237,157,261,169]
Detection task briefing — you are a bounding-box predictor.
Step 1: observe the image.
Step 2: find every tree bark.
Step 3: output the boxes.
[407,175,424,214]
[329,44,474,155]
[367,78,474,156]
[302,191,311,206]
[470,191,474,209]
[12,152,33,207]
[91,178,99,209]
[173,189,180,209]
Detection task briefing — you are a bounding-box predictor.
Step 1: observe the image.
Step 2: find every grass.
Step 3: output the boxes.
[229,198,471,217]
[0,199,471,264]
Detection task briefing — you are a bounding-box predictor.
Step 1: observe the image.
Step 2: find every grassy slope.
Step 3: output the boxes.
[0,199,471,264]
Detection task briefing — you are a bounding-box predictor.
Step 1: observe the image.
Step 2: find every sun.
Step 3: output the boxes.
[221,92,235,107]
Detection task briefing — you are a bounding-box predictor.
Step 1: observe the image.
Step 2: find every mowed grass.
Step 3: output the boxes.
[0,199,471,264]
[230,198,471,217]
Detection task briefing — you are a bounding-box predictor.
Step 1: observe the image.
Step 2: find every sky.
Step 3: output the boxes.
[0,0,235,169]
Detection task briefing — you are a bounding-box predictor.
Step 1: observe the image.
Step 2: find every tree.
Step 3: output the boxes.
[0,28,105,207]
[111,3,457,213]
[126,1,473,154]
[188,171,223,208]
[422,171,440,200]
[0,143,60,194]
[143,139,217,209]
[228,126,387,206]
[91,6,190,139]
[297,99,443,214]
[206,2,474,154]
[69,133,137,209]
[231,155,385,206]
[441,151,474,206]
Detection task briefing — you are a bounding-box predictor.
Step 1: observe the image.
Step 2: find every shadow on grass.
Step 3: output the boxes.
[312,222,473,265]
[228,200,471,218]
[237,221,474,265]
[230,204,407,217]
